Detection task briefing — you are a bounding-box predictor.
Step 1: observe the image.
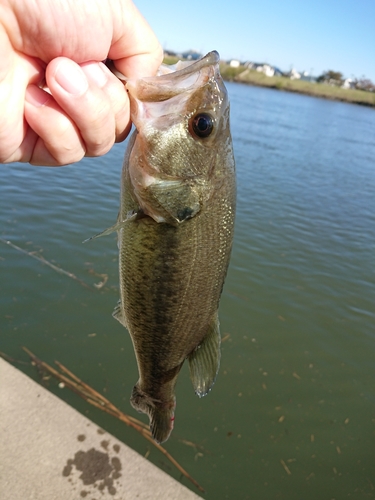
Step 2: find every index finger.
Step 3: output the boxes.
[109,0,163,79]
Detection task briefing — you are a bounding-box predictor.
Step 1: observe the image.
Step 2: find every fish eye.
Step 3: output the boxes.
[189,113,214,139]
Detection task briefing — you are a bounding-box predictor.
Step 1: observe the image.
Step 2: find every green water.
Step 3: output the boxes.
[1,83,374,499]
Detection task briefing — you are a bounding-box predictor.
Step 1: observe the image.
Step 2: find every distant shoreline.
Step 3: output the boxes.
[162,57,375,108]
[219,64,375,108]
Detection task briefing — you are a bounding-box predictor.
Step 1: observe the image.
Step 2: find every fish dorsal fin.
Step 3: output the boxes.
[188,312,221,397]
[112,300,128,328]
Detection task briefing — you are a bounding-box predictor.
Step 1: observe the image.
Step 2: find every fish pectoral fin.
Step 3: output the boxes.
[148,180,201,223]
[83,210,142,243]
[188,312,221,398]
[112,300,128,328]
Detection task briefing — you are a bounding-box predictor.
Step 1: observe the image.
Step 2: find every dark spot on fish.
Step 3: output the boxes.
[113,444,120,453]
[77,434,86,442]
[97,428,105,435]
[176,207,194,221]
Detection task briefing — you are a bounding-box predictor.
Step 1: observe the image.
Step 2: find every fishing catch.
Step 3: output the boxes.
[105,51,235,443]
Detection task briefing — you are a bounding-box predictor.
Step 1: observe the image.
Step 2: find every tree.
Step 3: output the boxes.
[317,70,344,85]
[354,78,375,92]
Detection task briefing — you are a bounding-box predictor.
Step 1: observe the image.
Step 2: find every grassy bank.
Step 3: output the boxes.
[220,64,375,107]
[162,57,375,107]
[163,56,180,65]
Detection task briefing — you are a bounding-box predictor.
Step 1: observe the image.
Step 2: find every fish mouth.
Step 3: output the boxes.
[123,51,225,130]
[125,51,221,103]
[156,50,220,80]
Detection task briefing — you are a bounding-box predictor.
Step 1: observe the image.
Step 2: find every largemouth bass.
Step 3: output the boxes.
[112,51,236,443]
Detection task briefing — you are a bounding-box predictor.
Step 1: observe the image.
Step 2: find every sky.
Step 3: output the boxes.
[134,0,375,81]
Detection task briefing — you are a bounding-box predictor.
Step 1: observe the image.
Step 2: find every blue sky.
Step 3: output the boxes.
[134,0,375,81]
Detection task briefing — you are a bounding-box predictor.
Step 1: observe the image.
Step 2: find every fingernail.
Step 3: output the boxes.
[81,62,108,88]
[25,85,51,107]
[54,59,88,95]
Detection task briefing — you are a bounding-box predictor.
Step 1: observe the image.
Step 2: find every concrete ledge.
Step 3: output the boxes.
[0,358,201,499]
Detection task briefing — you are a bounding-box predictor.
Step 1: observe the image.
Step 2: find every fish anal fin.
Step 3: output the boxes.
[188,312,221,398]
[112,300,128,329]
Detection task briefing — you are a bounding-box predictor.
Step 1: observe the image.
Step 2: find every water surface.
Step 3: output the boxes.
[1,83,374,499]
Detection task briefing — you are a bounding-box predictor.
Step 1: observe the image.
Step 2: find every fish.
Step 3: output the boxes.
[109,51,236,443]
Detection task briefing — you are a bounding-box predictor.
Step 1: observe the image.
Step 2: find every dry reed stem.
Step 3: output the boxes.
[0,238,92,290]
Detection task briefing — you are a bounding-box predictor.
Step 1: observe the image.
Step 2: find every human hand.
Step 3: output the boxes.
[0,0,162,165]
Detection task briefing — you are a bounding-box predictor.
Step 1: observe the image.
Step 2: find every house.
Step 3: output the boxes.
[273,67,284,77]
[229,59,241,68]
[300,71,317,83]
[163,49,177,57]
[342,78,355,89]
[255,64,275,77]
[243,61,255,69]
[181,50,202,61]
[288,68,301,80]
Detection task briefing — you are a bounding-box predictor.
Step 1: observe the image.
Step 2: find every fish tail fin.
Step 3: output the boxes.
[188,311,221,397]
[149,406,176,444]
[130,385,176,444]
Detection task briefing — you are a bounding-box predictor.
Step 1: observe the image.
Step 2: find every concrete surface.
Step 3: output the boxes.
[0,358,202,499]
